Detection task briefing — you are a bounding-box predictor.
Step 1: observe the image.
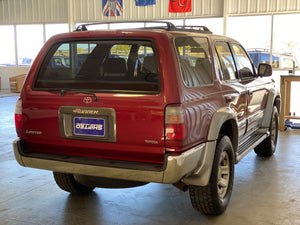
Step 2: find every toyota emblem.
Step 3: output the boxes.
[83,97,93,103]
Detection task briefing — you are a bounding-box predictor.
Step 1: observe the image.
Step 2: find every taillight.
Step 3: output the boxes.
[165,104,186,152]
[15,99,23,131]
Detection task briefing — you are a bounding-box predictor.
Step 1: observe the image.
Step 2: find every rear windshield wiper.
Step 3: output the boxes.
[60,88,98,102]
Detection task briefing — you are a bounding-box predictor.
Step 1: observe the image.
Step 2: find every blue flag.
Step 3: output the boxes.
[135,0,156,6]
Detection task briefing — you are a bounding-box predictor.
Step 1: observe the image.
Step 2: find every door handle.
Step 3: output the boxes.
[225,95,233,103]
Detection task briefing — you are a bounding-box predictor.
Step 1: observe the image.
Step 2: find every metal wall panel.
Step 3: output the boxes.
[72,0,223,23]
[0,0,224,25]
[1,0,300,26]
[0,0,68,25]
[229,0,300,15]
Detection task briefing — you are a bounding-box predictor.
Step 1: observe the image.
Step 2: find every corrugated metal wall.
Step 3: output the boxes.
[0,0,223,25]
[229,0,300,15]
[0,0,68,24]
[72,0,222,23]
[0,0,300,25]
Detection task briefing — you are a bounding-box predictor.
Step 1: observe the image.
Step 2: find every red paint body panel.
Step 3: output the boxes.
[19,30,183,164]
[21,91,167,164]
[17,28,277,165]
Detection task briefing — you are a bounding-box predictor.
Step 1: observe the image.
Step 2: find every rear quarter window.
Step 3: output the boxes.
[34,40,160,94]
[175,36,213,88]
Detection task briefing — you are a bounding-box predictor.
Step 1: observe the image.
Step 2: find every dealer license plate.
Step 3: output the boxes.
[74,117,105,137]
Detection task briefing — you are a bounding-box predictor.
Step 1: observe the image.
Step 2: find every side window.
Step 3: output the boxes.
[175,37,213,87]
[215,41,237,81]
[231,43,254,78]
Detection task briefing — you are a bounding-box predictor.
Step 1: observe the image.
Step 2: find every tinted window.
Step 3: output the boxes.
[231,44,254,78]
[215,41,237,81]
[175,37,213,87]
[34,40,160,94]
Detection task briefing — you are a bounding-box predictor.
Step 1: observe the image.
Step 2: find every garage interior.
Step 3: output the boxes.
[0,0,300,224]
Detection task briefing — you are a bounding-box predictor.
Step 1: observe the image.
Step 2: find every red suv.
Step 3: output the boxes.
[13,21,280,215]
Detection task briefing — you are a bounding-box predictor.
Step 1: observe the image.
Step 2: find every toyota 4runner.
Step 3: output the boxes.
[13,21,280,215]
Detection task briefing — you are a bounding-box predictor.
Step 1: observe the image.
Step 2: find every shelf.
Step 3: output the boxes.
[284,116,300,120]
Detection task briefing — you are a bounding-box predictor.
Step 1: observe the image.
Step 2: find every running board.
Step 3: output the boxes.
[236,131,269,163]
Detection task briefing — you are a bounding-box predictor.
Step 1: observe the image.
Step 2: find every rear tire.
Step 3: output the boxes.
[254,106,278,157]
[189,136,234,215]
[53,172,95,194]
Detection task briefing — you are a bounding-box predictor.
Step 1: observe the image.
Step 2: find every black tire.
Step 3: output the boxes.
[254,106,278,157]
[53,172,95,194]
[189,136,235,215]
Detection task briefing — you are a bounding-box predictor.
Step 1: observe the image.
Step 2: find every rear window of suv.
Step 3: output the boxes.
[34,40,160,94]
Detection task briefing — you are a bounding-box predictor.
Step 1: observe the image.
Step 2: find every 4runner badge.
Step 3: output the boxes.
[73,109,99,115]
[83,97,93,104]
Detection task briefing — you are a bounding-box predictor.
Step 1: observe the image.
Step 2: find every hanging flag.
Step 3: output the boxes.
[135,0,156,6]
[103,0,123,16]
[169,0,192,13]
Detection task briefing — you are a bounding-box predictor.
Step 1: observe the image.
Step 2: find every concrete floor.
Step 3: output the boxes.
[0,95,299,225]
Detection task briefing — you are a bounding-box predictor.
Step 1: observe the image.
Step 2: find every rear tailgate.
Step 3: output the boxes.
[22,92,165,164]
[20,36,168,164]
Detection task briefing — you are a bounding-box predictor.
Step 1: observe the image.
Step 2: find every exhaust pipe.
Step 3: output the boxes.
[173,181,189,192]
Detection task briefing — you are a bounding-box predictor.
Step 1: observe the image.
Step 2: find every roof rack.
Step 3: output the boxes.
[247,48,270,53]
[74,21,212,34]
[75,21,176,32]
[174,26,212,34]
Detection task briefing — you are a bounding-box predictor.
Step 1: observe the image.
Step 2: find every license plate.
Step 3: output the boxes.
[74,117,105,137]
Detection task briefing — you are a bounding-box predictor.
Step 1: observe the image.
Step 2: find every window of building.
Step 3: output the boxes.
[109,22,144,29]
[273,14,300,68]
[16,25,44,66]
[164,19,184,26]
[45,24,69,40]
[186,18,223,35]
[0,25,16,66]
[227,16,271,50]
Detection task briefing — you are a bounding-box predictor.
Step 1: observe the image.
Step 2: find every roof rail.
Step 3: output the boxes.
[174,26,212,34]
[247,48,270,53]
[75,21,176,32]
[74,21,212,34]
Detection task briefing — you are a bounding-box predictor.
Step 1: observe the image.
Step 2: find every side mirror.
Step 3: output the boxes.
[258,63,272,77]
[240,67,254,78]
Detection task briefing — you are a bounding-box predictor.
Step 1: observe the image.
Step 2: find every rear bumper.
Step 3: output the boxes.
[13,139,208,184]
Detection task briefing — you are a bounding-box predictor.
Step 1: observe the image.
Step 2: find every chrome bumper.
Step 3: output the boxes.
[13,139,208,184]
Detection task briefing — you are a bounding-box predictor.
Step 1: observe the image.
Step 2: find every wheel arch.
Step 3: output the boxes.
[183,107,238,186]
[207,107,239,154]
[261,88,281,128]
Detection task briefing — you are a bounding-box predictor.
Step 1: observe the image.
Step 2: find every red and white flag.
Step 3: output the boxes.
[169,0,192,13]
